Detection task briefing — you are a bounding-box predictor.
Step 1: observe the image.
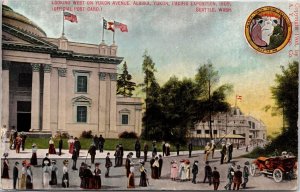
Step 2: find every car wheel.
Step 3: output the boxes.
[273,169,283,182]
[250,164,256,176]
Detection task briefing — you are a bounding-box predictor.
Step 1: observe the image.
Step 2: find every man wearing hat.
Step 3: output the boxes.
[50,160,58,185]
[13,162,19,189]
[241,161,250,188]
[220,142,227,164]
[105,153,112,177]
[94,163,101,189]
[233,165,242,190]
[203,161,212,185]
[42,153,50,168]
[191,160,199,184]
[225,163,235,190]
[88,143,97,164]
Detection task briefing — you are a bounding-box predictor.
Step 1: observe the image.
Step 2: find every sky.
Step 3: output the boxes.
[6,0,298,135]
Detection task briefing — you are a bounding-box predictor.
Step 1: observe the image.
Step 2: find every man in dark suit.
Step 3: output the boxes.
[176,143,180,156]
[13,162,19,189]
[42,153,50,167]
[188,142,193,158]
[158,154,163,178]
[135,139,141,158]
[74,137,81,157]
[88,144,97,164]
[72,148,78,170]
[58,137,63,156]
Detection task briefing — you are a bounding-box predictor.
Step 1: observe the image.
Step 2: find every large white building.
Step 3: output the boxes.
[192,107,267,146]
[1,5,142,138]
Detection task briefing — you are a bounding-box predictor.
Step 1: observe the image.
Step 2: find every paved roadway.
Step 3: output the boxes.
[0,145,298,190]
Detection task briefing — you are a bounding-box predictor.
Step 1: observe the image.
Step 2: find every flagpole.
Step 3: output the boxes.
[235,94,237,108]
[113,30,115,44]
[62,11,65,36]
[102,17,105,43]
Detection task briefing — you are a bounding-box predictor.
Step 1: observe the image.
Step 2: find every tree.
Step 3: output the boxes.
[117,62,136,97]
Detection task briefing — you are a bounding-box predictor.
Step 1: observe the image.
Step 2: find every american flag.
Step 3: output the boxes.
[114,21,128,32]
[64,12,78,23]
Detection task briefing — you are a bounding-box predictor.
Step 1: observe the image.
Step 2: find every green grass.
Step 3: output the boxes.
[241,146,268,159]
[24,138,204,151]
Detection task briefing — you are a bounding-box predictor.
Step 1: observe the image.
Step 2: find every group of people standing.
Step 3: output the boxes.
[79,162,102,189]
[220,142,234,164]
[225,162,249,190]
[9,130,27,153]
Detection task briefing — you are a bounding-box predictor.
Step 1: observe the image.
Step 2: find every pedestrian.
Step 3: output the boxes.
[119,143,124,162]
[233,165,243,190]
[114,145,119,167]
[49,160,58,185]
[9,130,14,150]
[105,152,112,177]
[150,157,155,179]
[72,148,78,170]
[191,160,199,184]
[74,137,81,157]
[224,163,235,190]
[170,160,178,181]
[152,156,160,179]
[30,143,38,166]
[88,143,97,164]
[42,153,50,168]
[165,142,171,156]
[204,142,211,162]
[220,142,226,164]
[13,162,19,189]
[176,143,180,156]
[48,137,56,154]
[241,161,250,189]
[79,162,86,188]
[21,132,27,151]
[26,164,33,189]
[127,163,135,188]
[98,134,105,153]
[144,143,149,162]
[94,163,101,189]
[62,160,69,188]
[125,154,131,177]
[42,159,51,189]
[212,167,220,190]
[139,161,147,187]
[58,136,63,156]
[158,154,163,178]
[162,141,166,156]
[135,139,141,158]
[20,160,27,189]
[15,134,22,153]
[203,161,212,185]
[152,141,157,158]
[185,159,191,181]
[188,142,193,158]
[211,140,216,158]
[227,143,233,163]
[68,136,74,154]
[178,160,186,181]
[93,135,99,150]
[2,153,9,179]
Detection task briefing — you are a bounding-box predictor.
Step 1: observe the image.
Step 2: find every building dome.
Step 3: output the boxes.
[2,5,46,37]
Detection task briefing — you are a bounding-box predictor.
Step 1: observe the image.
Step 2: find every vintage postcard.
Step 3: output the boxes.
[0,0,299,191]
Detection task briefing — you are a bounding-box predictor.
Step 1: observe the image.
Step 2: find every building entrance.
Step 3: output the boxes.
[17,101,31,132]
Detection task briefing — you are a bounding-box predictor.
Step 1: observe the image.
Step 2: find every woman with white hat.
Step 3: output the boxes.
[30,143,38,166]
[42,159,51,189]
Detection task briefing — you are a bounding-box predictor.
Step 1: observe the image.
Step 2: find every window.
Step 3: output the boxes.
[196,130,201,134]
[77,106,87,123]
[77,76,87,92]
[233,130,236,134]
[205,130,210,134]
[252,122,255,129]
[17,101,31,112]
[213,130,217,134]
[18,73,32,87]
[122,114,129,125]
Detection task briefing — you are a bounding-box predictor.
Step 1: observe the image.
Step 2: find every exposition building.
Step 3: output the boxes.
[1,5,143,138]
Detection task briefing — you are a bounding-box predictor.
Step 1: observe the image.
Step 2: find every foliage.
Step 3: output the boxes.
[268,25,284,50]
[242,146,267,159]
[118,131,138,139]
[117,61,136,97]
[54,132,69,139]
[80,130,93,138]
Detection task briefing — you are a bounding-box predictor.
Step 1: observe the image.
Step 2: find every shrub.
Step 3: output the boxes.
[80,130,93,138]
[54,132,69,139]
[119,131,138,139]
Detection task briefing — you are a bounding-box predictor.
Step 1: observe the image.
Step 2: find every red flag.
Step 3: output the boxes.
[64,12,78,23]
[114,21,128,32]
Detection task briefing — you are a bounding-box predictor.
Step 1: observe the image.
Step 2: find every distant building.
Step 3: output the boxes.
[191,107,267,146]
[1,5,142,138]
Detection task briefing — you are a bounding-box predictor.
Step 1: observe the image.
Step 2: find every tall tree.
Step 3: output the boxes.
[117,62,136,97]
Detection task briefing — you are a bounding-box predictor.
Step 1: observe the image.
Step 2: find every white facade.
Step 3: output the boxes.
[1,5,142,138]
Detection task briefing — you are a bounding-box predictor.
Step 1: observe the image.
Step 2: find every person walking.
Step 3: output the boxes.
[30,143,38,166]
[20,161,27,189]
[162,141,166,157]
[204,142,211,162]
[48,137,56,155]
[68,136,75,154]
[72,148,78,170]
[152,141,157,158]
[21,133,27,151]
[119,144,124,163]
[139,161,147,187]
[42,153,50,168]
[212,167,220,190]
[176,143,180,156]
[58,137,63,156]
[88,143,97,164]
[241,161,250,189]
[135,139,141,158]
[170,160,178,181]
[211,141,216,158]
[98,135,105,153]
[79,162,86,188]
[42,159,51,189]
[13,162,19,189]
[165,142,171,156]
[227,143,233,163]
[203,161,212,185]
[127,163,135,188]
[94,163,101,189]
[105,152,112,177]
[15,134,22,153]
[74,137,81,157]
[178,160,186,182]
[233,165,243,190]
[224,163,235,190]
[220,142,227,164]
[49,160,58,186]
[93,135,99,150]
[185,160,191,181]
[191,160,199,184]
[158,154,163,178]
[125,154,131,177]
[2,153,9,179]
[62,160,69,188]
[26,164,33,189]
[188,142,193,158]
[144,143,149,162]
[152,157,160,179]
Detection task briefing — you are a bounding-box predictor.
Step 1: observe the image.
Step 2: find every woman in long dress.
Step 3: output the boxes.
[20,161,27,189]
[178,160,186,182]
[49,160,58,185]
[42,160,51,189]
[152,157,160,179]
[30,143,38,166]
[139,161,147,187]
[94,163,101,189]
[62,160,69,188]
[170,160,178,181]
[1,153,9,179]
[185,160,191,181]
[68,136,75,154]
[127,164,135,188]
[48,137,56,154]
[26,164,33,189]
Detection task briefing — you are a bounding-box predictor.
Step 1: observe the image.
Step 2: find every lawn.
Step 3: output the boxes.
[24,137,204,151]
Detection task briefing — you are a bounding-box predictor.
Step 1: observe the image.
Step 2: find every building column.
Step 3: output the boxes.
[57,68,67,131]
[109,73,117,134]
[2,61,10,129]
[98,72,107,136]
[30,64,41,131]
[42,64,52,132]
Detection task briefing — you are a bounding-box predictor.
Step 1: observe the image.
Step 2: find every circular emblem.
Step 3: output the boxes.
[245,6,292,54]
